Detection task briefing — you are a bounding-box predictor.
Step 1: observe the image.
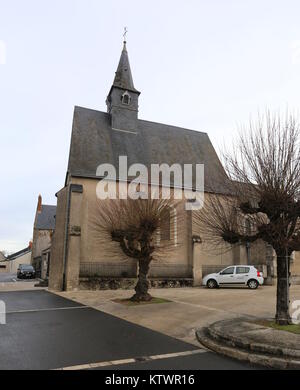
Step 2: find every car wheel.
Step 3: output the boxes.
[248,279,258,289]
[207,279,218,289]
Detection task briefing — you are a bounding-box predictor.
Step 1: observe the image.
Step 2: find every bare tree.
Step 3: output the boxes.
[194,111,300,325]
[91,197,180,302]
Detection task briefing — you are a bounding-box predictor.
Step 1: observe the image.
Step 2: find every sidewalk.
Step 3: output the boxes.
[54,285,300,347]
[196,318,300,369]
[0,281,46,291]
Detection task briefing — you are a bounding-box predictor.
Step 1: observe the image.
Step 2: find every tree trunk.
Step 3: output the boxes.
[131,258,152,302]
[275,250,291,325]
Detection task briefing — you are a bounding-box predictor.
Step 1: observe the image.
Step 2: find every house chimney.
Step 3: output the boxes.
[37,194,42,213]
[29,241,33,249]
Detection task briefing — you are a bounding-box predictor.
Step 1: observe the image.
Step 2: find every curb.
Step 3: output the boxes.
[196,328,300,370]
[207,322,300,360]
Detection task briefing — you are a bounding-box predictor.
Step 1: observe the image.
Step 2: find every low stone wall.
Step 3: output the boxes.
[79,262,193,279]
[79,277,193,291]
[149,264,193,278]
[80,262,137,278]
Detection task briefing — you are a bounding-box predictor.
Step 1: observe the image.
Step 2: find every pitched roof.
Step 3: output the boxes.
[35,205,56,230]
[7,246,31,261]
[67,106,230,193]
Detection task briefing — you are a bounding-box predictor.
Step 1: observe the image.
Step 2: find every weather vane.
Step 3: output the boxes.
[123,27,128,42]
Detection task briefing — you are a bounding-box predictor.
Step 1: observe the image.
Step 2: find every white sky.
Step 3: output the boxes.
[1,0,300,252]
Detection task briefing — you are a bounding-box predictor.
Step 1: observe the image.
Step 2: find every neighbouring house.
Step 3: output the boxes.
[48,39,286,292]
[0,251,9,273]
[4,244,32,274]
[32,195,56,278]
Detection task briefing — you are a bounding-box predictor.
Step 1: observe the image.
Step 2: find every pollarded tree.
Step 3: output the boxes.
[194,111,300,325]
[92,197,180,302]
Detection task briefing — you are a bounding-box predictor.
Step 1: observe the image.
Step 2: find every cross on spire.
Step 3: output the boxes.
[123,27,128,43]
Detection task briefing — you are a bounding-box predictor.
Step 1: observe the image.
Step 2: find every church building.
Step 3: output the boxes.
[49,40,286,292]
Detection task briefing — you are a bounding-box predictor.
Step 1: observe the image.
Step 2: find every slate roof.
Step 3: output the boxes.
[35,205,56,230]
[67,106,230,193]
[111,42,139,94]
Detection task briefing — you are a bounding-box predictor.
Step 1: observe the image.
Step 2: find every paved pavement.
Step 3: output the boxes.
[0,273,42,291]
[0,272,38,283]
[0,272,37,283]
[0,290,255,370]
[56,285,300,346]
[0,273,19,283]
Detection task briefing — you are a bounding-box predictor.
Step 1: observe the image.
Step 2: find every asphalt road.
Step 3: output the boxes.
[0,290,257,370]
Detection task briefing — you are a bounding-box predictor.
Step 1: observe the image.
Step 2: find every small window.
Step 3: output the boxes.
[0,265,6,269]
[220,267,235,275]
[121,91,131,105]
[236,266,250,274]
[160,208,171,241]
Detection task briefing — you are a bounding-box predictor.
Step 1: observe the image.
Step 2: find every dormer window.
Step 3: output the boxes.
[121,91,131,105]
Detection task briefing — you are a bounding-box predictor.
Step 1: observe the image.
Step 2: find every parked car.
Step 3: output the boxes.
[202,265,264,289]
[17,264,36,279]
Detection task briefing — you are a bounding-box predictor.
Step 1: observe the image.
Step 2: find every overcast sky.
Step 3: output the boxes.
[1,0,300,253]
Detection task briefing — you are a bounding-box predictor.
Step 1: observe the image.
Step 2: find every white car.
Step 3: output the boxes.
[202,265,264,290]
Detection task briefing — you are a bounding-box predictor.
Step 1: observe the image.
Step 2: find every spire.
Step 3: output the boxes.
[106,30,140,131]
[111,32,139,93]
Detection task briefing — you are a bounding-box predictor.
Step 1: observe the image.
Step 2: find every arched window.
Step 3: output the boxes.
[160,208,171,241]
[244,217,255,236]
[160,207,177,245]
[121,91,131,105]
[245,218,252,235]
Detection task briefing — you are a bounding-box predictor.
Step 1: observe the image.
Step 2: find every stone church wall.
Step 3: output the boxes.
[71,177,193,280]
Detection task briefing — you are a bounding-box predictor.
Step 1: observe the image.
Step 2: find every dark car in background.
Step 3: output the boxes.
[17,264,36,279]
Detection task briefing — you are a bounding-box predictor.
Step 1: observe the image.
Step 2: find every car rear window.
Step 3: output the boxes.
[236,267,250,274]
[20,265,34,270]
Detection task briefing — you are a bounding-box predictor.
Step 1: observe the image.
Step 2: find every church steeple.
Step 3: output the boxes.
[112,41,139,93]
[106,34,140,133]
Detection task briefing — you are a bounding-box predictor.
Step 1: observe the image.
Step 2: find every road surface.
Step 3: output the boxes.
[0,289,259,370]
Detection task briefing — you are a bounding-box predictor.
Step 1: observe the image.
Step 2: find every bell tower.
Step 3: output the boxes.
[106,36,140,133]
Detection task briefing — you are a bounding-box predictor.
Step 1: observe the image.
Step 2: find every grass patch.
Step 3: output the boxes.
[113,297,172,306]
[255,320,300,335]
